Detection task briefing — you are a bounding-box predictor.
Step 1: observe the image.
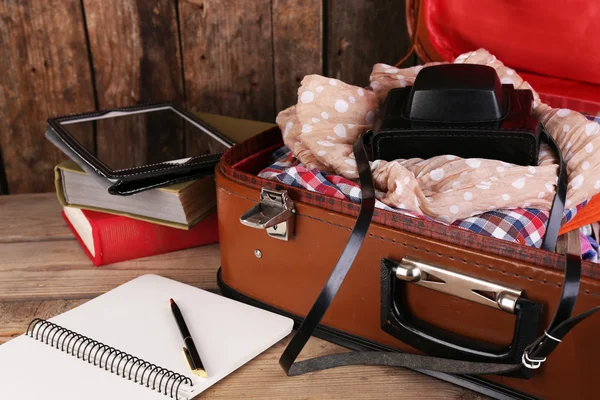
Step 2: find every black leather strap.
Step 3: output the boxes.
[523,250,594,365]
[279,127,594,377]
[540,129,567,252]
[284,350,522,376]
[279,133,376,375]
[528,303,600,363]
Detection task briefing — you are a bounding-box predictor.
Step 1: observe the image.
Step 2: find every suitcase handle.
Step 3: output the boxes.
[381,257,542,369]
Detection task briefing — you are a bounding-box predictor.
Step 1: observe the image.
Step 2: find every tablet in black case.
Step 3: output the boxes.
[46,102,233,195]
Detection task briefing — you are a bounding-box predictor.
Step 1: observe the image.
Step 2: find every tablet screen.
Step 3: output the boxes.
[60,106,230,172]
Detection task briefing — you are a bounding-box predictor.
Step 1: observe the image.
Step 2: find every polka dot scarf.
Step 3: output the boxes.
[275,49,600,223]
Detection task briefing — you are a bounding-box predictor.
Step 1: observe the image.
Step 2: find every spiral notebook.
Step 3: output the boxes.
[0,275,293,399]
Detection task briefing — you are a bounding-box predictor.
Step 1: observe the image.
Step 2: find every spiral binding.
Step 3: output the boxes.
[26,319,193,399]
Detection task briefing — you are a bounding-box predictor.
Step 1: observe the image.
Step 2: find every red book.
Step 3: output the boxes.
[62,207,219,266]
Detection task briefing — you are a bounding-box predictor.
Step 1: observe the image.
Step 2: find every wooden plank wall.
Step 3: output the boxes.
[0,0,412,195]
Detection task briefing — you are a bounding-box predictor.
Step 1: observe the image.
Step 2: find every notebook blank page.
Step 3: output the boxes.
[0,336,169,400]
[45,274,293,396]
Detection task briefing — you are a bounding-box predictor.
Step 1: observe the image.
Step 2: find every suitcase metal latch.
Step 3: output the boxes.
[240,188,295,241]
[393,257,522,313]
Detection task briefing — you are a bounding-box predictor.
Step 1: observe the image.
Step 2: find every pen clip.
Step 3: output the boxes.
[183,346,195,370]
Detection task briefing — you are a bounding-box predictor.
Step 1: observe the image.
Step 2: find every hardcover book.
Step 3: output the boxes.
[62,206,219,266]
[55,160,215,229]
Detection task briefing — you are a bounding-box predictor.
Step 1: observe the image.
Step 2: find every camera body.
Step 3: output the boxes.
[372,64,541,166]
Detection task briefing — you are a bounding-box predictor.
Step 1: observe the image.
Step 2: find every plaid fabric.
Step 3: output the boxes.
[259,146,587,249]
[452,208,549,247]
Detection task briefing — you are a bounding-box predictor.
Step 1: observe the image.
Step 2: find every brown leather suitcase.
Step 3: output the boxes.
[216,2,600,399]
[216,127,600,400]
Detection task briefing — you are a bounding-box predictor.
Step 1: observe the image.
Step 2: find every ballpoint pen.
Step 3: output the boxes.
[170,298,207,378]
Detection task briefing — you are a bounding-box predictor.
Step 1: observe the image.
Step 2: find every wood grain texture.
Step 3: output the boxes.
[0,193,70,243]
[0,241,220,301]
[0,301,485,400]
[0,0,95,194]
[326,0,412,87]
[83,0,185,169]
[272,0,323,112]
[0,299,87,344]
[179,0,275,122]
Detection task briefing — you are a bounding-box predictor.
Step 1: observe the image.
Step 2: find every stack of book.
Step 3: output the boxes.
[50,112,275,266]
[55,160,219,266]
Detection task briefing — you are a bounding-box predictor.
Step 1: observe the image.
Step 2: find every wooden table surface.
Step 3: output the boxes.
[0,193,486,399]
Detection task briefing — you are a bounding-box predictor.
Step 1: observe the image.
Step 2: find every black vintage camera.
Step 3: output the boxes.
[372,64,541,166]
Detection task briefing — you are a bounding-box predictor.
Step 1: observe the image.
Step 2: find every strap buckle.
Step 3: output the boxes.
[521,330,562,369]
[521,350,546,370]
